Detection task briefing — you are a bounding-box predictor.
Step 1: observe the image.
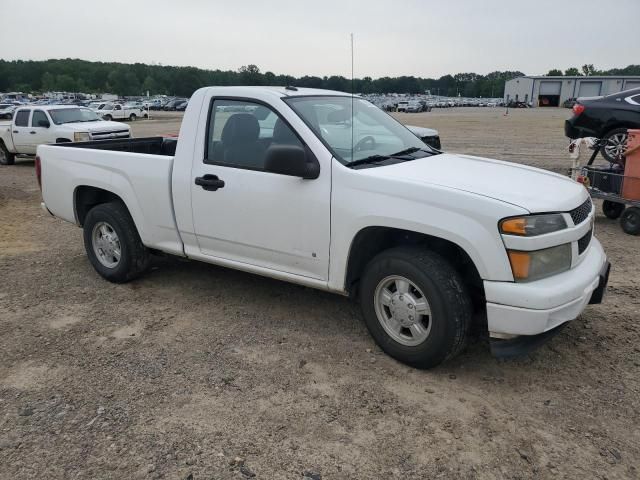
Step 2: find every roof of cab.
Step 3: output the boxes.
[15,105,89,111]
[201,86,353,98]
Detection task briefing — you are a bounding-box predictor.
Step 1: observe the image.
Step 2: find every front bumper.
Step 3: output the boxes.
[484,238,608,338]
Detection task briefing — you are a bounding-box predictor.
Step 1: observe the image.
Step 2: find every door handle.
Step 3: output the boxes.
[195,174,225,191]
[13,130,18,133]
[30,131,36,134]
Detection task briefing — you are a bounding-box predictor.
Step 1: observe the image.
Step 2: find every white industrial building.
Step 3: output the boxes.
[504,75,640,107]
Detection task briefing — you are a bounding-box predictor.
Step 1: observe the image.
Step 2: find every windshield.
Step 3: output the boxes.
[49,108,101,124]
[284,96,425,164]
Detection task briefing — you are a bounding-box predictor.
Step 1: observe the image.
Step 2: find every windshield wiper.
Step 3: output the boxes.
[390,146,421,156]
[346,154,390,167]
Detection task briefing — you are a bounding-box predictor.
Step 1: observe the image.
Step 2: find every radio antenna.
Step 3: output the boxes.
[351,33,354,161]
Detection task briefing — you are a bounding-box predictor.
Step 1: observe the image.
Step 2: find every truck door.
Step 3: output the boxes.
[189,98,331,280]
[23,110,55,154]
[11,109,32,153]
[114,104,123,119]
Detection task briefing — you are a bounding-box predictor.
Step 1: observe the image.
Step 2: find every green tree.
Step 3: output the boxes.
[54,74,76,91]
[581,64,596,76]
[565,67,581,76]
[41,71,55,91]
[547,69,563,76]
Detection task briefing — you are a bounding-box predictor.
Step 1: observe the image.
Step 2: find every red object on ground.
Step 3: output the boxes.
[622,129,640,201]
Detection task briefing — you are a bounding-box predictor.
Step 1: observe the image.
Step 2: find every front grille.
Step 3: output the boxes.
[569,197,592,225]
[91,130,130,139]
[578,229,592,254]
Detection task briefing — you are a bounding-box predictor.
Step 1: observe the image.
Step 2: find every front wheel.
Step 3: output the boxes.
[603,200,625,219]
[83,202,150,282]
[620,207,640,235]
[129,113,137,121]
[103,114,113,121]
[359,247,472,369]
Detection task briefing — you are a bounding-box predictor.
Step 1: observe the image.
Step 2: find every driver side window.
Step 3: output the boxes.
[31,110,48,127]
[205,99,303,170]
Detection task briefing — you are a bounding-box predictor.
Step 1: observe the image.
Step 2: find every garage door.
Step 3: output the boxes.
[623,81,640,91]
[539,81,562,95]
[578,81,602,97]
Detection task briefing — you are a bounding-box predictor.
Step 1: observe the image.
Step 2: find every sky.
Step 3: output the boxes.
[0,0,638,79]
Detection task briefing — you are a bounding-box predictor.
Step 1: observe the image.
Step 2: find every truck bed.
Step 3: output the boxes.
[54,136,178,156]
[38,138,183,256]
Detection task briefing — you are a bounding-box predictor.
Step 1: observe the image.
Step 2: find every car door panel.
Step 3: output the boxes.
[190,97,331,280]
[26,110,55,153]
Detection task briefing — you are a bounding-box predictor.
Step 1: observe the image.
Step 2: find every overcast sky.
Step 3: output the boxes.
[1,0,637,78]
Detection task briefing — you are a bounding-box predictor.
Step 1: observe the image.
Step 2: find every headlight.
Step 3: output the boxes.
[507,243,571,282]
[500,214,567,236]
[73,132,91,142]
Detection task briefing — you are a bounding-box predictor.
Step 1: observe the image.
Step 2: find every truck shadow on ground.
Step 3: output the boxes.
[113,253,557,373]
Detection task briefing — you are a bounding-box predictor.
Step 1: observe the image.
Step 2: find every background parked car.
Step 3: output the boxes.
[163,98,188,111]
[563,97,578,108]
[0,103,16,119]
[175,100,189,111]
[565,87,640,163]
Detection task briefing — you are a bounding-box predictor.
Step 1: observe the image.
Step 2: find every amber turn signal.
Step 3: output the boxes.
[501,218,527,235]
[507,251,531,280]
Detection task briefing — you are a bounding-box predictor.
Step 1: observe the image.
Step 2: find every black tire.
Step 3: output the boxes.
[620,207,640,236]
[129,113,136,121]
[0,141,15,165]
[601,128,628,164]
[83,201,150,282]
[602,200,625,220]
[359,246,472,369]
[104,114,112,121]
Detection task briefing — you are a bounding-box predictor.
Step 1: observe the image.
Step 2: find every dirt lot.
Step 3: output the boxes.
[1,108,639,480]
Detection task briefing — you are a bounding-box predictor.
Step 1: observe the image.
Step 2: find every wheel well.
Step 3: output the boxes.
[603,124,635,136]
[74,186,124,226]
[345,226,485,309]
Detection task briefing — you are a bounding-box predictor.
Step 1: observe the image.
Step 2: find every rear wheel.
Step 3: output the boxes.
[0,141,15,165]
[601,128,628,163]
[602,200,625,219]
[359,247,472,369]
[83,202,150,282]
[620,207,640,235]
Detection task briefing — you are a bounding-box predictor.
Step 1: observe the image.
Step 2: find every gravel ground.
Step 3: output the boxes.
[1,108,639,480]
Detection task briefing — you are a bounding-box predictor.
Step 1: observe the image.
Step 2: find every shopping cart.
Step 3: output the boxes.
[570,133,640,235]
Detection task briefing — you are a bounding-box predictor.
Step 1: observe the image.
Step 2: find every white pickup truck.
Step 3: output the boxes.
[36,86,609,368]
[0,105,131,165]
[97,103,146,121]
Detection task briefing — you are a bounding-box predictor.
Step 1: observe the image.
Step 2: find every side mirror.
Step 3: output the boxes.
[38,120,50,128]
[264,144,320,179]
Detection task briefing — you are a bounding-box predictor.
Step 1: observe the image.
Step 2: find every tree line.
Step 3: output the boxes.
[0,58,638,98]
[546,64,640,77]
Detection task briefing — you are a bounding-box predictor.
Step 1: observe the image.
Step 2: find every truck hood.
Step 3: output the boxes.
[60,120,130,132]
[363,153,587,213]
[406,125,439,137]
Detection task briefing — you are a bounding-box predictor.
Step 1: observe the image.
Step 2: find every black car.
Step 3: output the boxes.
[163,98,188,111]
[565,87,640,163]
